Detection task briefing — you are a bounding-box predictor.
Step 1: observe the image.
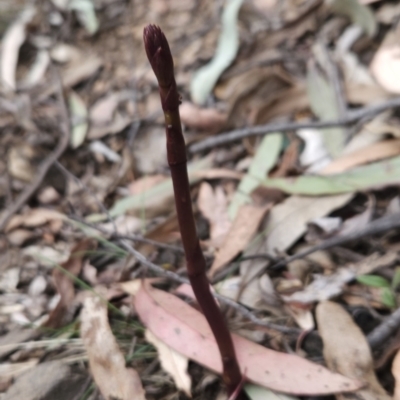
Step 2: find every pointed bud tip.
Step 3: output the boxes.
[143,24,174,87]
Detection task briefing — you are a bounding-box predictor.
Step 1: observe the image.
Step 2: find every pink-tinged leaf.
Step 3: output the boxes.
[134,283,361,395]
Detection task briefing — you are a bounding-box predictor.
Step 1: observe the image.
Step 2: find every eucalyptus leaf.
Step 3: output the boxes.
[306,62,345,157]
[261,155,400,195]
[357,275,390,288]
[190,0,244,105]
[68,91,88,148]
[244,384,299,400]
[326,0,376,37]
[228,133,283,219]
[69,0,99,35]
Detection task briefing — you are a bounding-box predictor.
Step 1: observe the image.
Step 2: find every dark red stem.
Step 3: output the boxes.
[143,24,242,395]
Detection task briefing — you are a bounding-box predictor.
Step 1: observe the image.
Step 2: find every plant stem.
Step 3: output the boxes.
[143,24,242,395]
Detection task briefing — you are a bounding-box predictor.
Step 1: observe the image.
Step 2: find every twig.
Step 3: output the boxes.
[120,239,300,335]
[68,214,185,254]
[368,307,400,349]
[0,67,70,232]
[271,213,400,270]
[189,97,400,153]
[143,25,242,395]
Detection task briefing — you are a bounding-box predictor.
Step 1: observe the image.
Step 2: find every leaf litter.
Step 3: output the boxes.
[3,0,400,398]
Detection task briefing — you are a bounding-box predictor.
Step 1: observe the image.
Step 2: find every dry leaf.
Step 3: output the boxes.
[135,282,361,395]
[316,301,390,400]
[128,175,167,195]
[392,350,400,400]
[6,208,64,232]
[321,140,400,175]
[198,182,231,247]
[145,330,191,397]
[283,268,355,304]
[210,204,270,277]
[45,239,95,328]
[179,101,227,131]
[81,294,146,400]
[90,92,121,126]
[193,168,243,180]
[265,194,352,254]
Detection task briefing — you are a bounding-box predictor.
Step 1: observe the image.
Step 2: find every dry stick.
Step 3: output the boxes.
[189,96,400,153]
[368,307,400,349]
[271,213,400,271]
[143,25,242,395]
[0,67,70,232]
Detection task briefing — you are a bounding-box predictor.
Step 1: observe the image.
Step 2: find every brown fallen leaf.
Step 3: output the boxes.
[81,294,146,400]
[265,194,352,254]
[198,182,231,248]
[45,239,95,328]
[179,101,227,132]
[6,208,65,232]
[392,350,400,400]
[145,330,191,397]
[321,140,400,175]
[134,282,361,395]
[316,301,390,400]
[209,204,270,277]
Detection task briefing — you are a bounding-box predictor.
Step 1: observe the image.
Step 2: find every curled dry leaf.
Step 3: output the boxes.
[179,101,227,131]
[81,294,146,400]
[316,301,390,400]
[209,204,271,277]
[134,282,361,395]
[45,239,95,328]
[145,330,191,397]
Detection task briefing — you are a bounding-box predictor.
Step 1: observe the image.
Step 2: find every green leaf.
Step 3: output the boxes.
[190,0,244,105]
[392,267,400,291]
[260,155,400,195]
[381,287,396,309]
[244,384,299,400]
[68,91,88,148]
[69,0,99,35]
[228,133,283,219]
[326,0,376,37]
[357,275,390,288]
[306,62,345,157]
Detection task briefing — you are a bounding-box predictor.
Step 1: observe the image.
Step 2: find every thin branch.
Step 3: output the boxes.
[69,214,185,254]
[189,97,400,153]
[0,67,70,232]
[271,213,400,270]
[368,307,400,349]
[120,239,300,335]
